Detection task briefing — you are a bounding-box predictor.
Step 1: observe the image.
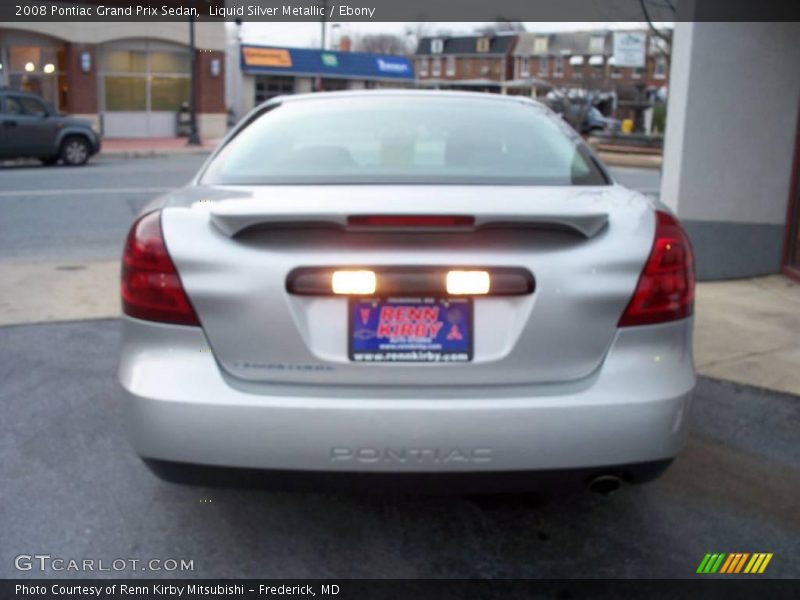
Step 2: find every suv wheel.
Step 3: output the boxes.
[60,136,91,166]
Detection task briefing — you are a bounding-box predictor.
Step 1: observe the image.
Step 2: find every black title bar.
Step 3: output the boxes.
[4,579,800,600]
[3,0,800,22]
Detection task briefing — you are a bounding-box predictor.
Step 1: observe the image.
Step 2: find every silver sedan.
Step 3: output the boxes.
[118,91,695,493]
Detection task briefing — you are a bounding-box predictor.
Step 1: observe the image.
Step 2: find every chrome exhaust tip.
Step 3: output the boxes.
[588,474,623,495]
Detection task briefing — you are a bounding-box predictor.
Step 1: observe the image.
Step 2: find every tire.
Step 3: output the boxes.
[60,136,91,166]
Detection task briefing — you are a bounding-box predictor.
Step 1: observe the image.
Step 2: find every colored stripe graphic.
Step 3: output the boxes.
[758,553,773,573]
[734,553,750,573]
[719,554,736,573]
[745,554,761,573]
[720,553,737,573]
[701,553,774,574]
[711,554,726,573]
[697,554,713,573]
[698,553,727,573]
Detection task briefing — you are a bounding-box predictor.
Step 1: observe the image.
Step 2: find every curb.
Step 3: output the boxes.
[598,151,662,169]
[99,148,215,159]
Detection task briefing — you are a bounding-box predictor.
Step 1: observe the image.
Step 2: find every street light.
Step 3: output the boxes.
[187,11,201,146]
[234,18,243,123]
[319,0,327,50]
[316,0,328,92]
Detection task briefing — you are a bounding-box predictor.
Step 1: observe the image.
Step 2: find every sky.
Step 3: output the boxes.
[232,21,673,49]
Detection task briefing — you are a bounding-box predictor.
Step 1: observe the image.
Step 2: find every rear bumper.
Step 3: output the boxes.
[118,317,695,477]
[143,458,674,493]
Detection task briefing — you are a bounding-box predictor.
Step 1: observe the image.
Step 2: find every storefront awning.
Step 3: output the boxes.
[503,77,553,89]
[415,78,506,88]
[588,55,605,66]
[569,55,585,66]
[241,45,414,82]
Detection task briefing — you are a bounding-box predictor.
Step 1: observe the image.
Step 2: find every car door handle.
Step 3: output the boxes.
[2,120,18,127]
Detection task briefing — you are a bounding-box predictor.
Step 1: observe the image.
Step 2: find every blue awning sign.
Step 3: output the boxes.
[376,57,410,75]
[240,44,414,81]
[321,53,339,67]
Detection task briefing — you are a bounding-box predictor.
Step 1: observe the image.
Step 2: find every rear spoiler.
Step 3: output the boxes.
[209,205,609,239]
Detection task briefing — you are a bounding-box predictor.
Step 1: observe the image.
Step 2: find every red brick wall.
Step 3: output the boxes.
[513,55,668,89]
[63,43,97,114]
[194,50,225,113]
[419,52,668,89]
[417,56,509,82]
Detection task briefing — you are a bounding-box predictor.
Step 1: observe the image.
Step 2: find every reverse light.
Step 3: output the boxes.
[618,211,695,327]
[332,270,376,295]
[446,270,491,295]
[121,211,200,326]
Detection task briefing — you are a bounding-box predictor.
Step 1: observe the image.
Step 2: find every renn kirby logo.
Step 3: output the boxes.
[696,553,773,574]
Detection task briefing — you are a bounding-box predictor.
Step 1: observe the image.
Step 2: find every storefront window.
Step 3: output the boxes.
[101,43,190,113]
[102,50,146,73]
[321,78,348,92]
[150,52,190,74]
[255,75,294,103]
[5,44,64,109]
[9,45,58,71]
[104,76,147,110]
[150,76,190,111]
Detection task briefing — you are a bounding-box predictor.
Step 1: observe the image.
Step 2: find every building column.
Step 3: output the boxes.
[194,49,226,139]
[661,22,800,279]
[63,43,98,128]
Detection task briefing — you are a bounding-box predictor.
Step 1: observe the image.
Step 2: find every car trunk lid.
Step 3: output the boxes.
[162,184,655,386]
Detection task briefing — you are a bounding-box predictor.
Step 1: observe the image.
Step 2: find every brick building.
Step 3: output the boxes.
[508,30,670,125]
[510,30,669,97]
[414,30,669,122]
[0,21,226,138]
[414,34,517,93]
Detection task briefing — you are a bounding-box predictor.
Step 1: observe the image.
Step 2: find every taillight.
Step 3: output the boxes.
[618,211,695,327]
[121,210,200,326]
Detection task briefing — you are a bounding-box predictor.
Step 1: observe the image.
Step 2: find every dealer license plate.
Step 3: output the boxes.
[349,297,472,363]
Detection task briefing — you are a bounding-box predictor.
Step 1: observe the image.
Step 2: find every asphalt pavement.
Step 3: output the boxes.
[0,156,203,262]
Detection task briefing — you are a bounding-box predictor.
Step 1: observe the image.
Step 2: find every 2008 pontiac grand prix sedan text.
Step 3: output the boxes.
[118,91,695,493]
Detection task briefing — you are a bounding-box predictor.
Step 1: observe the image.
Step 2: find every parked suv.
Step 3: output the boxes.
[0,90,101,165]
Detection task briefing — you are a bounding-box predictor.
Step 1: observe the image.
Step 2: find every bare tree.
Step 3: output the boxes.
[404,22,433,54]
[352,33,411,56]
[474,21,527,36]
[639,0,674,45]
[639,0,674,71]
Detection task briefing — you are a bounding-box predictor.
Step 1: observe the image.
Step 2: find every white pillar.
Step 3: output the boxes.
[659,22,800,279]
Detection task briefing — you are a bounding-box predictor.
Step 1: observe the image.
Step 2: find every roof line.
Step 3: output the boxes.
[240,68,413,82]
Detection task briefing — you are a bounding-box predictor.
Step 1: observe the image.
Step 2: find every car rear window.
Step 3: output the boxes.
[201,95,609,186]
